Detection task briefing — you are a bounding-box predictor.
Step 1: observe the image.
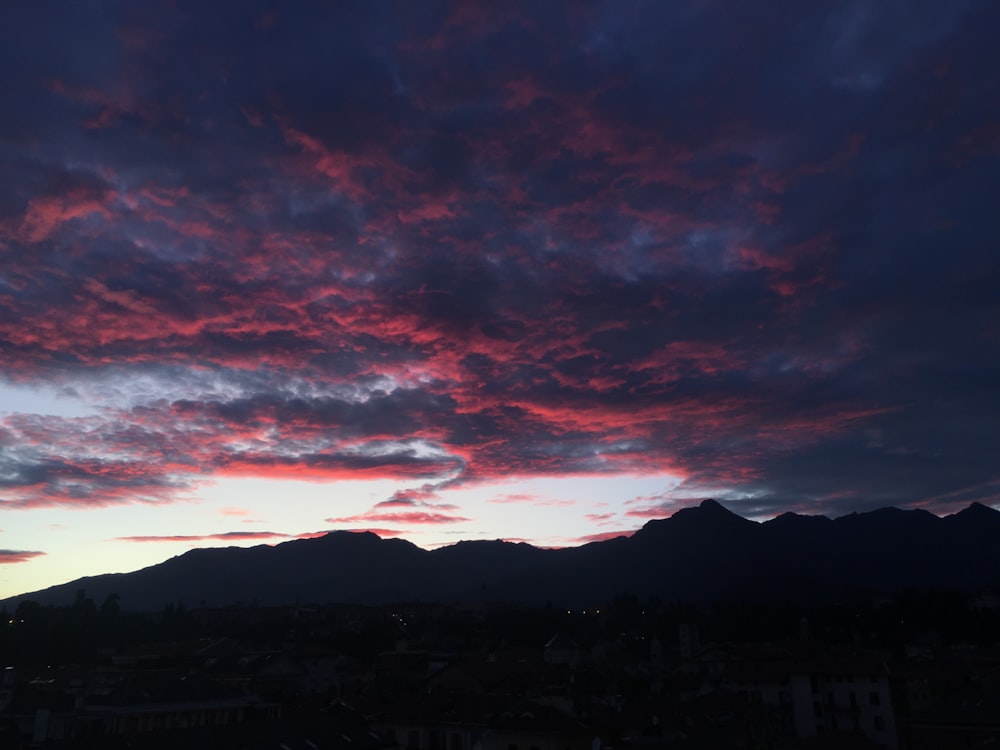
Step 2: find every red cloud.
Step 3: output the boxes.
[0,550,46,564]
[585,512,617,523]
[113,531,287,543]
[290,530,335,540]
[326,511,469,525]
[573,530,637,544]
[19,188,114,243]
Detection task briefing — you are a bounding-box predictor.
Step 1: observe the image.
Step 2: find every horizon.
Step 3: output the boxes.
[2,2,998,601]
[5,497,997,604]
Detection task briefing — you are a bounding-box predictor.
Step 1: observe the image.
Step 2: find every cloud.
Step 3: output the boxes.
[113,531,287,543]
[374,485,456,509]
[325,511,470,526]
[0,550,46,564]
[0,0,997,538]
[218,506,252,517]
[572,530,637,544]
[488,493,544,505]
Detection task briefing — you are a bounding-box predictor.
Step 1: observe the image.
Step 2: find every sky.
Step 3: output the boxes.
[1,0,999,601]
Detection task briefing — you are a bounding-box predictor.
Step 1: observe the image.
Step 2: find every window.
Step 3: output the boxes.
[870,691,881,706]
[874,716,885,731]
[814,701,823,718]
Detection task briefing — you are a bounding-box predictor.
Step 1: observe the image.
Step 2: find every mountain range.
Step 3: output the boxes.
[5,500,1000,612]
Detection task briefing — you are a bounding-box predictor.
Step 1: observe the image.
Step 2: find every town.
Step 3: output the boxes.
[2,588,998,749]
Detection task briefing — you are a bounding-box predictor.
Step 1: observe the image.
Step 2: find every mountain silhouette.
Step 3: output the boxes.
[5,500,1000,611]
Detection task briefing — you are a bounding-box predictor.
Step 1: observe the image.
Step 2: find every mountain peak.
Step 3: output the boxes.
[765,511,833,529]
[667,498,755,527]
[966,500,997,512]
[953,501,1000,519]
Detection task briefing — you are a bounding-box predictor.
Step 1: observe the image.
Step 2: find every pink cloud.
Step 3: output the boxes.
[573,530,637,544]
[487,493,545,504]
[19,189,114,243]
[218,506,252,517]
[585,512,617,523]
[0,550,46,564]
[290,530,335,540]
[113,531,287,543]
[326,511,470,525]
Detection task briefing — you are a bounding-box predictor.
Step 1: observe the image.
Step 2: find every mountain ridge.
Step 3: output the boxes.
[5,501,999,611]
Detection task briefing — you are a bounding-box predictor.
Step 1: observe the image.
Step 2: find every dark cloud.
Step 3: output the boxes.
[1,0,998,529]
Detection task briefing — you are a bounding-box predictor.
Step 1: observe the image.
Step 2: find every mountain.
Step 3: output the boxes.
[5,500,1000,611]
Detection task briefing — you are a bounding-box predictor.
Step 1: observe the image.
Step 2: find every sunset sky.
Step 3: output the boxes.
[1,1,998,601]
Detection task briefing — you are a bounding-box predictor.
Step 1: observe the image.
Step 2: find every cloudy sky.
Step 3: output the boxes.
[1,0,998,600]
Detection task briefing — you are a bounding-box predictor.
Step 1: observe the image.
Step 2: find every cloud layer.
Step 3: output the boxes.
[1,0,998,550]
